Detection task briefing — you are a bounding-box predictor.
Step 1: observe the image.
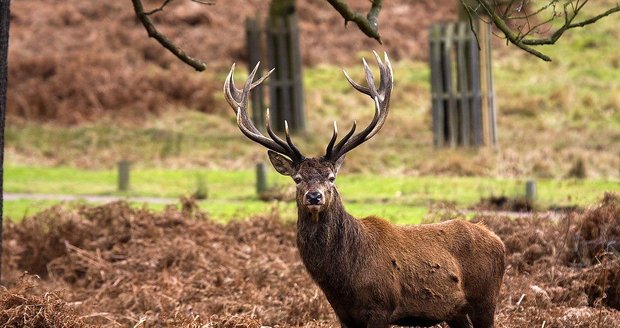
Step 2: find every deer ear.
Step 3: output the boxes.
[333,155,345,174]
[268,150,296,176]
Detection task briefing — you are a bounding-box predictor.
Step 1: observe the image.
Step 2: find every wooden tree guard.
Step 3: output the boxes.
[245,14,305,133]
[430,21,496,147]
[266,14,305,132]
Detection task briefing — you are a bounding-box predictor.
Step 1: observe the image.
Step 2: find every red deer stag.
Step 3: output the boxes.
[224,53,506,328]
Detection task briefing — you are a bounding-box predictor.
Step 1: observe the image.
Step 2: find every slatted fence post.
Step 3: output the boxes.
[246,17,269,195]
[469,20,483,146]
[483,22,497,146]
[430,24,444,147]
[442,23,458,148]
[266,13,305,133]
[429,20,496,148]
[456,22,471,146]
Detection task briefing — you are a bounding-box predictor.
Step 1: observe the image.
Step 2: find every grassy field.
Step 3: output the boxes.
[4,165,616,223]
[4,2,619,222]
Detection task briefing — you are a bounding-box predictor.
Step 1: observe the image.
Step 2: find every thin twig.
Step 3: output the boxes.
[144,0,173,16]
[468,0,620,61]
[131,0,208,71]
[461,0,482,50]
[191,0,215,4]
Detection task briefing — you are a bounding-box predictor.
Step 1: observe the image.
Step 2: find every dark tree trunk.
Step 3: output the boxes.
[0,0,10,284]
[269,0,296,24]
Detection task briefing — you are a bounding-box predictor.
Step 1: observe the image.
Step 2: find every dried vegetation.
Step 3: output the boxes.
[2,194,620,327]
[8,0,455,124]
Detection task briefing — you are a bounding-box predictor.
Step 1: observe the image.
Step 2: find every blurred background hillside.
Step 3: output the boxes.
[7,0,454,122]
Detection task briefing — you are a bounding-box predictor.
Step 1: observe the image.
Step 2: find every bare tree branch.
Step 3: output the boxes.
[325,0,383,44]
[132,0,618,66]
[131,0,209,71]
[464,0,620,61]
[522,3,620,45]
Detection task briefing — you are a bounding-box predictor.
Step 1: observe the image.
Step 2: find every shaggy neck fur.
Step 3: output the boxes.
[296,190,366,295]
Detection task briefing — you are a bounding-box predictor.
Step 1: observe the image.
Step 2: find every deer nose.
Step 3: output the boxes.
[306,191,323,205]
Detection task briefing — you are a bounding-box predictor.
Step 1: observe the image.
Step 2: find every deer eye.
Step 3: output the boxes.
[328,175,336,183]
[293,176,302,184]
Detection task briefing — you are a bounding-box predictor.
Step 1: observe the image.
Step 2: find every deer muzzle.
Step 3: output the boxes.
[304,190,325,211]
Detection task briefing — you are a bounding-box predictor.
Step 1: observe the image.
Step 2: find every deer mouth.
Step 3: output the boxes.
[305,204,323,212]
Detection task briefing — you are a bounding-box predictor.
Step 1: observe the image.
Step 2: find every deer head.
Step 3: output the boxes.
[224,52,393,215]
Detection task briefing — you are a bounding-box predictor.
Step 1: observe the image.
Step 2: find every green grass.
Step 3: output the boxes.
[4,199,63,222]
[4,165,616,223]
[7,166,616,206]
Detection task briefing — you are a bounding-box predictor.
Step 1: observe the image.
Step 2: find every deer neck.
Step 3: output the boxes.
[296,191,365,287]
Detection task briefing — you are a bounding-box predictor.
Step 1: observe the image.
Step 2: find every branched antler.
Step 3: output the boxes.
[462,0,620,61]
[131,0,213,71]
[324,51,393,161]
[224,63,305,162]
[326,0,384,44]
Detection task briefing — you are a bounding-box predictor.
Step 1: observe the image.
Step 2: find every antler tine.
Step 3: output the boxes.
[325,121,338,158]
[242,62,260,95]
[325,53,393,161]
[265,110,303,162]
[235,110,287,155]
[334,97,382,155]
[332,120,357,153]
[224,63,305,161]
[252,68,275,89]
[284,121,304,161]
[224,63,242,110]
[365,52,393,138]
[343,69,371,96]
[373,51,387,97]
[362,57,378,99]
[225,63,261,136]
[265,108,286,145]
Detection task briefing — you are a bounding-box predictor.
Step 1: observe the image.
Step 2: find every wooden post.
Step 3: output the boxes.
[469,19,483,147]
[456,22,471,146]
[430,24,444,147]
[484,23,497,146]
[0,0,11,284]
[479,22,490,147]
[441,23,458,148]
[256,162,267,194]
[525,180,537,202]
[118,160,131,192]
